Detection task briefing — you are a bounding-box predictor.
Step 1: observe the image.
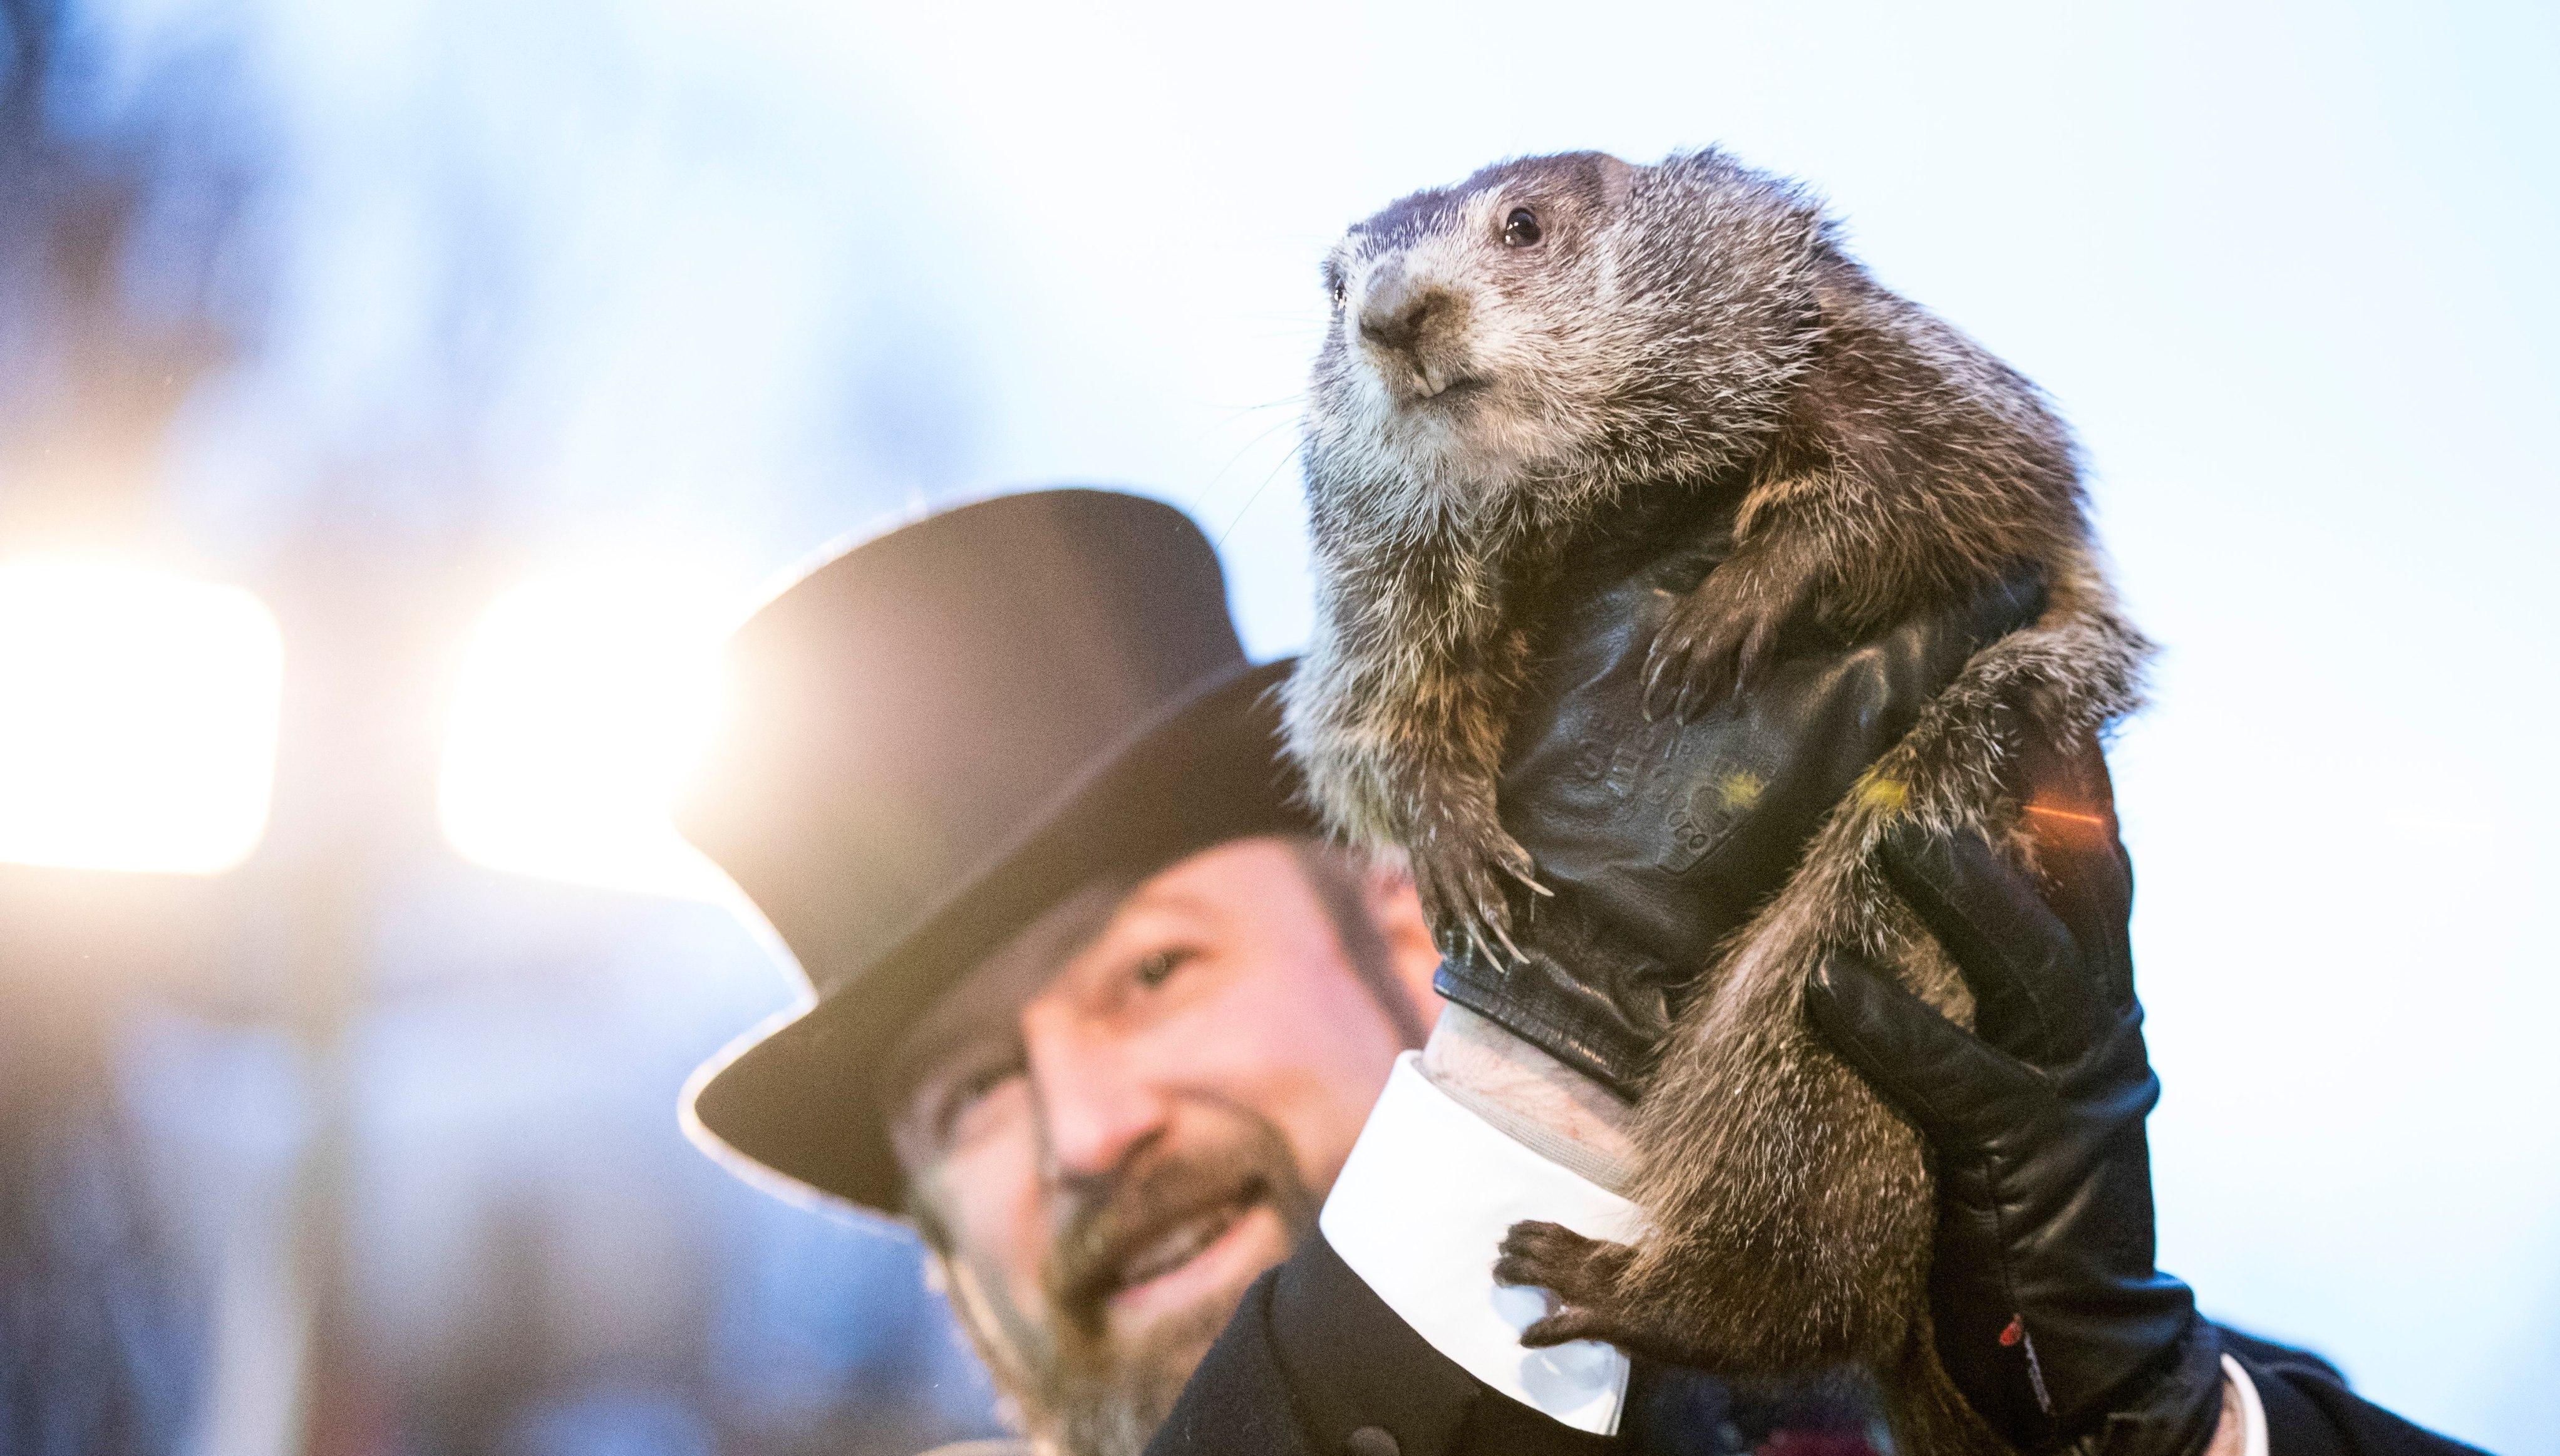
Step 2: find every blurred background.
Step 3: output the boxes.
[0,1,2551,1453]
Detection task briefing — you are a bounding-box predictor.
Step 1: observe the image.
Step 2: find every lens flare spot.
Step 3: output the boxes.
[0,558,282,875]
[438,561,735,899]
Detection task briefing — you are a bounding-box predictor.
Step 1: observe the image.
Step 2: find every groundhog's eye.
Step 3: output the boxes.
[1324,262,1347,309]
[1502,207,1543,247]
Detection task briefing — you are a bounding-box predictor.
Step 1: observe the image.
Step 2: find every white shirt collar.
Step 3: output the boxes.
[1318,1051,1648,1436]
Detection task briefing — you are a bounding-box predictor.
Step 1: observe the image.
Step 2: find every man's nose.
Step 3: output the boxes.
[1358,262,1459,358]
[1029,1029,1172,1182]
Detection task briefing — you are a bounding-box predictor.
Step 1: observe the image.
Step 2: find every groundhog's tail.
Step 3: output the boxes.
[1891,1312,2021,1456]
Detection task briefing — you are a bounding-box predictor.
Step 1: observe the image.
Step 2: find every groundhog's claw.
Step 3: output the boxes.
[1411,839,1524,966]
[1495,1221,1642,1350]
[1645,583,1773,723]
[1495,1221,1710,1361]
[1643,547,1822,724]
[1409,790,1546,966]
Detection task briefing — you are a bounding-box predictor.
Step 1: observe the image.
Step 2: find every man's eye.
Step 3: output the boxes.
[938,1062,1022,1137]
[1502,207,1542,247]
[1133,949,1192,989]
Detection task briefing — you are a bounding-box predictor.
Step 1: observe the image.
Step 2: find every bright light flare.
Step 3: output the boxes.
[439,562,733,899]
[0,558,284,875]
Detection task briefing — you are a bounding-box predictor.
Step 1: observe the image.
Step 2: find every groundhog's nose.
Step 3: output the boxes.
[1358,265,1459,359]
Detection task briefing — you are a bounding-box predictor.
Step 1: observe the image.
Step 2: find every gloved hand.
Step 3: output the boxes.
[1435,501,2048,1094]
[1803,735,2227,1456]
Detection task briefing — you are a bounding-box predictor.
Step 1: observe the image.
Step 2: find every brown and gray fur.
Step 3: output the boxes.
[1279,148,2150,1453]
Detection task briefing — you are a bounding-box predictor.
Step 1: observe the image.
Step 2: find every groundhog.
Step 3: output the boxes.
[1279,148,2151,1453]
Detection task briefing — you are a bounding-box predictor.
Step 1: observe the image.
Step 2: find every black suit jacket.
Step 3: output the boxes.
[1144,1234,2490,1456]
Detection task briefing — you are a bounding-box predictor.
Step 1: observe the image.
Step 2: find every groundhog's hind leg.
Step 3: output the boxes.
[1494,1221,1704,1365]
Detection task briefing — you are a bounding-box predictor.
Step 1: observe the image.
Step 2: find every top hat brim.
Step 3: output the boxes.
[681,656,1309,1216]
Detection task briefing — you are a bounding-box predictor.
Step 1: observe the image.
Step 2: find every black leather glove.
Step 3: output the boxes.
[1803,738,2226,1456]
[1436,503,2048,1093]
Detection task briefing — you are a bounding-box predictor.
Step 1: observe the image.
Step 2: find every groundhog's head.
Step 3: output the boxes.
[1304,148,1835,528]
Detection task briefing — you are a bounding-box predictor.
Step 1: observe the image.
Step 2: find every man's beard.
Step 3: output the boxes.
[939,1106,1318,1456]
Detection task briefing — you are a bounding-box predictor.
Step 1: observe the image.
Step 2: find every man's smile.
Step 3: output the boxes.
[1109,1179,1258,1291]
[1075,1175,1291,1335]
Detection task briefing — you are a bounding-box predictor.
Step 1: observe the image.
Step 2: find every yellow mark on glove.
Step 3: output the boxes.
[1717,770,1766,812]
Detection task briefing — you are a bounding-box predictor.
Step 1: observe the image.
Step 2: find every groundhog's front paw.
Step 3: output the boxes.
[1642,549,1821,723]
[1494,1221,1646,1350]
[1409,792,1547,966]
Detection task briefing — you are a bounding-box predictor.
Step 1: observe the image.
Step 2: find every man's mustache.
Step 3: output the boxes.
[1042,1121,1314,1335]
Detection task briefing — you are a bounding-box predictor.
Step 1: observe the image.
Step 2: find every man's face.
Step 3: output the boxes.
[884,837,1438,1455]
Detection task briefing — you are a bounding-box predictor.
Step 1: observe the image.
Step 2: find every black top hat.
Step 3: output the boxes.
[679,488,1311,1214]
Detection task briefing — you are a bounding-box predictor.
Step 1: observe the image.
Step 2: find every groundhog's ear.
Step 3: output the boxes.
[1592,153,1638,209]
